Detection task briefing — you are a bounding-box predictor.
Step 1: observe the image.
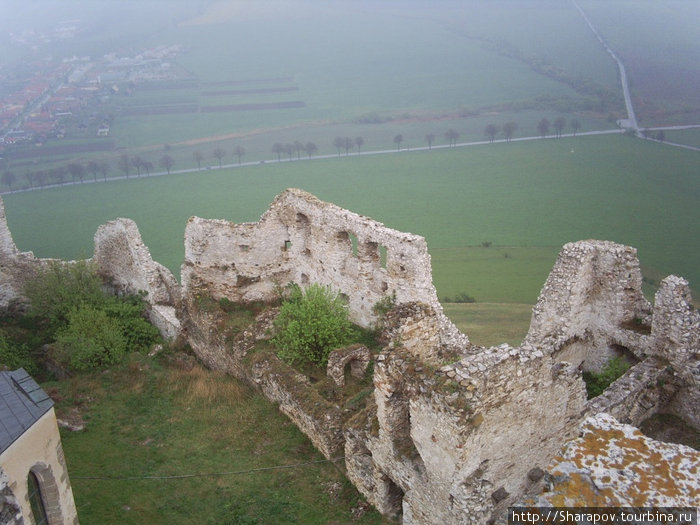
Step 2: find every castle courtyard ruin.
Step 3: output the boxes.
[1,189,698,523]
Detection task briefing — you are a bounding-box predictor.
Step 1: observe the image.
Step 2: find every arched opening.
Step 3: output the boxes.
[27,464,63,525]
[27,471,49,525]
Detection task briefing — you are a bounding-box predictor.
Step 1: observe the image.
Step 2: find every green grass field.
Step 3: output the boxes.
[5,135,699,307]
[48,354,387,525]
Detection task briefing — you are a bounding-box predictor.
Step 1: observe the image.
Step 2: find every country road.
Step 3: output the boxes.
[570,0,638,131]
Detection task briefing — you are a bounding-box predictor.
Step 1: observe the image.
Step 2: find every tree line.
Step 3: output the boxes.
[1,118,588,191]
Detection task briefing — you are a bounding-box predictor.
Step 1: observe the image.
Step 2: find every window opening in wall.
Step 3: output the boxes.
[27,471,49,525]
[379,245,388,269]
[239,244,250,252]
[284,240,292,251]
[349,233,359,257]
[301,273,309,284]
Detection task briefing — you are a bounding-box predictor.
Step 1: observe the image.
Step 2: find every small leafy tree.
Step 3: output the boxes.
[272,284,353,366]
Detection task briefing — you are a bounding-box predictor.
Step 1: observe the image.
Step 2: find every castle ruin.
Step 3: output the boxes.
[1,189,698,523]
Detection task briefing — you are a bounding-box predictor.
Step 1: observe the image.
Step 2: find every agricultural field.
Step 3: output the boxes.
[578,0,700,126]
[5,134,698,313]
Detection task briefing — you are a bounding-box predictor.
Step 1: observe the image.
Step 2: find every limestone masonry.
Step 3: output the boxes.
[0,190,697,523]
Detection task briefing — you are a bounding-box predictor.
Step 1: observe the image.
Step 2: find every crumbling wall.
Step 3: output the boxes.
[93,218,182,340]
[522,240,652,372]
[350,342,587,525]
[182,188,468,350]
[0,196,42,310]
[650,276,700,429]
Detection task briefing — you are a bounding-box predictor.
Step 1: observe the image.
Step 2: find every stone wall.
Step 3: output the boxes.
[0,196,41,310]
[93,218,182,340]
[182,188,468,350]
[522,240,652,372]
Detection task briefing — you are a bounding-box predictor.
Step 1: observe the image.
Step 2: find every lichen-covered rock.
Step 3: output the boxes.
[537,413,700,506]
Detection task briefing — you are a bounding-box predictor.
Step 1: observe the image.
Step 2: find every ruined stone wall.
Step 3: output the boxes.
[93,218,182,340]
[650,276,700,429]
[0,196,42,310]
[354,343,587,525]
[182,188,468,349]
[523,241,652,372]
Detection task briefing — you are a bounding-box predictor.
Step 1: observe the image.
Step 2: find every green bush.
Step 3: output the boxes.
[22,260,161,372]
[0,330,39,375]
[582,356,631,399]
[102,296,161,351]
[24,260,105,332]
[272,284,353,366]
[56,306,128,371]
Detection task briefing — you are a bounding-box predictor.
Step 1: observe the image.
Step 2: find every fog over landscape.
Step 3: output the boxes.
[0,1,699,524]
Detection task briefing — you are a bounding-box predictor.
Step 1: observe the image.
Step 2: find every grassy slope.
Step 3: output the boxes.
[4,135,699,304]
[48,356,387,524]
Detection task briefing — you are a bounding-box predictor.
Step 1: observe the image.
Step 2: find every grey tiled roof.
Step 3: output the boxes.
[0,368,54,454]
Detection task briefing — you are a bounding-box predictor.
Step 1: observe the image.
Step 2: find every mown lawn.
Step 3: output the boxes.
[48,353,389,524]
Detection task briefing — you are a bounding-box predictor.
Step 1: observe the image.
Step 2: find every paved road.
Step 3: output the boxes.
[571,0,638,131]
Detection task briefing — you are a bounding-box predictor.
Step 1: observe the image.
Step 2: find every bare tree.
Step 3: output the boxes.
[293,141,303,160]
[143,161,153,176]
[1,171,16,191]
[118,154,130,178]
[393,134,403,151]
[343,137,353,156]
[332,137,343,156]
[355,136,364,154]
[484,124,499,143]
[159,155,174,174]
[426,133,435,150]
[445,129,459,147]
[88,161,100,182]
[212,148,226,168]
[502,121,517,143]
[193,151,204,170]
[304,142,318,158]
[67,162,85,183]
[99,161,110,181]
[233,145,246,164]
[131,156,144,176]
[553,117,566,138]
[272,143,284,161]
[537,118,550,138]
[284,143,294,161]
[36,171,49,188]
[50,167,66,185]
[571,119,581,136]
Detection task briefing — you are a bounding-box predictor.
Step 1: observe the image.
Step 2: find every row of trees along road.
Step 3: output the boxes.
[1,118,590,191]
